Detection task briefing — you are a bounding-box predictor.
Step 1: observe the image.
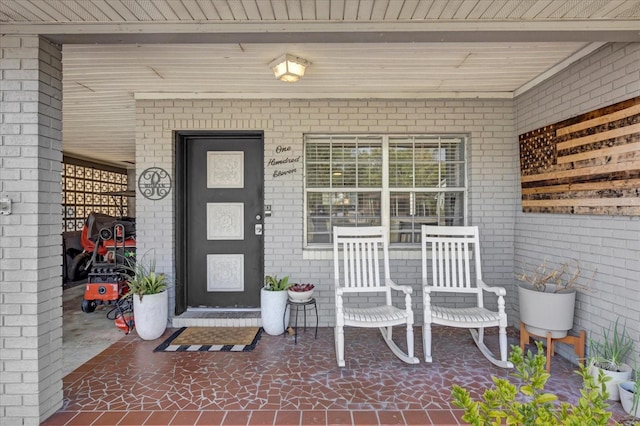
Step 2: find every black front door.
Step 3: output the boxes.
[176,132,264,310]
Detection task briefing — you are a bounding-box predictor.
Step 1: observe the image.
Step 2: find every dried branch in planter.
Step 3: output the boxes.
[516,259,594,293]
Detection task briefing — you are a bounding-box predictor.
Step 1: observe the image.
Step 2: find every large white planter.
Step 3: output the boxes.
[518,283,576,339]
[589,363,633,401]
[260,288,290,336]
[133,291,168,340]
[618,381,640,417]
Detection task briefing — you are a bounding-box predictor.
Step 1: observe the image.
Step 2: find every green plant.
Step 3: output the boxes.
[122,256,168,301]
[589,319,634,372]
[264,275,291,291]
[620,360,640,421]
[631,365,639,415]
[452,342,612,425]
[516,259,593,293]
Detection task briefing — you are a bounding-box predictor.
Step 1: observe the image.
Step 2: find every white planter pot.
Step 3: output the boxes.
[618,381,640,417]
[133,291,168,340]
[260,288,290,336]
[589,363,632,401]
[518,283,576,339]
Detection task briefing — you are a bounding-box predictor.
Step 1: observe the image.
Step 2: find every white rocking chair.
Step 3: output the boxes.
[333,226,420,367]
[421,225,513,368]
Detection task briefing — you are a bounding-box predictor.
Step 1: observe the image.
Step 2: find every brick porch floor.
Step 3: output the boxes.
[42,325,631,425]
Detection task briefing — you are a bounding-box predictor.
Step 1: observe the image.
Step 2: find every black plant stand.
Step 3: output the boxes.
[284,298,318,344]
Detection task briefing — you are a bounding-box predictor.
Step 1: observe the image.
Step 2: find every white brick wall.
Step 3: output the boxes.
[0,35,63,425]
[135,98,518,326]
[514,42,640,364]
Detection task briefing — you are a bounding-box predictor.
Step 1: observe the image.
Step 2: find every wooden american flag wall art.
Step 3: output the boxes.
[519,96,640,216]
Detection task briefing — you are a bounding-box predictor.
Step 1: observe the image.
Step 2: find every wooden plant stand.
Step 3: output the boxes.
[519,322,586,373]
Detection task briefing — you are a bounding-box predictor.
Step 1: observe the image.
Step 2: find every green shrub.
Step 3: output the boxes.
[452,342,612,425]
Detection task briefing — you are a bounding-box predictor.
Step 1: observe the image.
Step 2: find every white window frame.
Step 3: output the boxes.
[303,134,468,248]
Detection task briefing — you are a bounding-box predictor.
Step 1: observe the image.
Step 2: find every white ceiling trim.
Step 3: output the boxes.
[4,19,640,33]
[3,0,640,24]
[514,41,608,97]
[3,20,640,43]
[134,91,515,100]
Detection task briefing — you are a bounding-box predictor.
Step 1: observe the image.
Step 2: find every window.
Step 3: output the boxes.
[304,134,467,246]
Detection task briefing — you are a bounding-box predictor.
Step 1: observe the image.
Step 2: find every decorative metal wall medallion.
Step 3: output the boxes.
[138,167,172,200]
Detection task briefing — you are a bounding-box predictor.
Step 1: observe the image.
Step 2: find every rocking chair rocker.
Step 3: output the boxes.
[333,226,419,367]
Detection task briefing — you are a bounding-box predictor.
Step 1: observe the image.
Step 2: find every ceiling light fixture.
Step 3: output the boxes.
[269,54,310,82]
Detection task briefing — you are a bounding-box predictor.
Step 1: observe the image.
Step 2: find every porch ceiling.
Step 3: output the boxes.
[1,0,639,168]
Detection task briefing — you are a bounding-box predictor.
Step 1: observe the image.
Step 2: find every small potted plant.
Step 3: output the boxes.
[122,255,169,340]
[588,318,634,401]
[618,363,639,418]
[260,275,292,336]
[287,283,315,302]
[516,260,592,339]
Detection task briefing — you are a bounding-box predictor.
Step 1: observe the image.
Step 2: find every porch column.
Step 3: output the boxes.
[0,35,64,424]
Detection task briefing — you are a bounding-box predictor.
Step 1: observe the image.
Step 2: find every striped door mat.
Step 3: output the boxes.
[154,327,262,352]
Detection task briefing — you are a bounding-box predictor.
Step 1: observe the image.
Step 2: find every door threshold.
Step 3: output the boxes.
[187,307,260,313]
[173,308,261,328]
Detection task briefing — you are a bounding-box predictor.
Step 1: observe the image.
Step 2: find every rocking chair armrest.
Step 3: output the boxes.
[479,281,507,297]
[386,279,413,295]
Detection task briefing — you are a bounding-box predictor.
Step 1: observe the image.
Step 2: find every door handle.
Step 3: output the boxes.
[255,224,263,235]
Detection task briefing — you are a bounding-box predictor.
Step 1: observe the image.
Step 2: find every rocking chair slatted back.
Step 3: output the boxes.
[422,225,482,296]
[334,226,389,294]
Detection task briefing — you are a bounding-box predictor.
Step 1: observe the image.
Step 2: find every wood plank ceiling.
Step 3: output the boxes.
[1,0,639,167]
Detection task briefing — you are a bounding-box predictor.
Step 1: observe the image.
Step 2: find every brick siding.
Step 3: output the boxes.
[135,98,518,326]
[0,36,64,424]
[514,42,640,364]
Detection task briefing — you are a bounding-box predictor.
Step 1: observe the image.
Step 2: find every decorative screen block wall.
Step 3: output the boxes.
[62,157,129,231]
[519,96,639,215]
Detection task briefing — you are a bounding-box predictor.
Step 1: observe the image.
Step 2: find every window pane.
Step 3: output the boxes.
[306,163,330,187]
[442,191,465,226]
[441,138,465,187]
[442,162,465,187]
[306,191,381,244]
[390,192,413,243]
[305,142,330,187]
[331,140,355,187]
[389,191,464,243]
[414,140,441,187]
[390,192,438,244]
[415,192,440,221]
[307,192,332,244]
[306,136,382,189]
[389,141,414,187]
[357,145,382,187]
[332,163,357,187]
